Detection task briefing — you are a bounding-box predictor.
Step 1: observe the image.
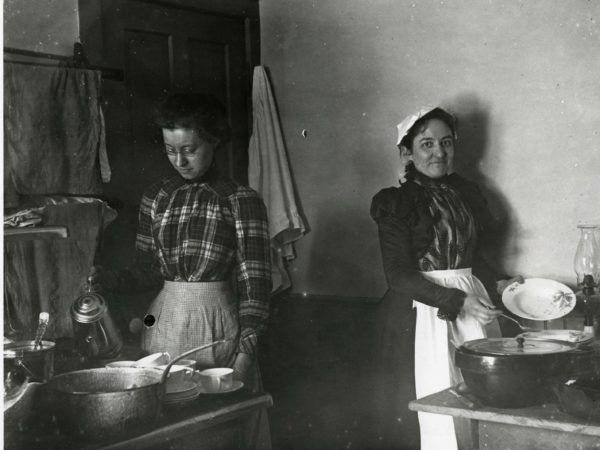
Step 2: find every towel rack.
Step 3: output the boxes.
[3,46,124,81]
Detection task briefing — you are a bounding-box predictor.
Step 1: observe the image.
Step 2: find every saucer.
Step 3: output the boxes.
[199,380,244,395]
[164,389,199,406]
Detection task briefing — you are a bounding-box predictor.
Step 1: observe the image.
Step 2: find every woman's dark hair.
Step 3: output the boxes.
[398,108,456,151]
[153,93,231,144]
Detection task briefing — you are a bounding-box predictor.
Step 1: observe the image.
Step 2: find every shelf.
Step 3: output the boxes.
[4,226,69,242]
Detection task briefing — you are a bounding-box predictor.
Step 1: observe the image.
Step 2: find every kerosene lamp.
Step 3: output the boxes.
[574,225,600,336]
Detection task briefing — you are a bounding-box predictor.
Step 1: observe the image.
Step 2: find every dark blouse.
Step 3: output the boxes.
[370,170,500,321]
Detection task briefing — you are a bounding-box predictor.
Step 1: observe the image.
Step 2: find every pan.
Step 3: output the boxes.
[44,340,227,440]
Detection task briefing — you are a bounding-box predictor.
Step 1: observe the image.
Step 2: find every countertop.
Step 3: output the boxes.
[5,380,272,450]
[409,387,600,438]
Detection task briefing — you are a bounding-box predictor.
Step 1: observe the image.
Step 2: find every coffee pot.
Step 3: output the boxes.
[71,280,123,360]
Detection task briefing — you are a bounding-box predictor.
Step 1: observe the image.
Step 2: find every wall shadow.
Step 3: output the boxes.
[450,92,522,279]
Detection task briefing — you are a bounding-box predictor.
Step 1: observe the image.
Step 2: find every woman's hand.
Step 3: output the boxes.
[461,294,503,326]
[232,352,253,384]
[87,265,118,292]
[496,275,525,296]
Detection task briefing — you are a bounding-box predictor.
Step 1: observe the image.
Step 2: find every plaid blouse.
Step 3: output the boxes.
[129,168,271,356]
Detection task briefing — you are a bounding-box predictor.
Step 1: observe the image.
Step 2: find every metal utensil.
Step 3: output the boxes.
[159,339,227,385]
[483,304,536,332]
[33,312,49,349]
[448,388,477,409]
[499,313,536,332]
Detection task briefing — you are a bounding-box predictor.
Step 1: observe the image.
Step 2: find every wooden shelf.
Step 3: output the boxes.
[4,226,69,242]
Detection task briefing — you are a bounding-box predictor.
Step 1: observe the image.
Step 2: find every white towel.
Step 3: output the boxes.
[248,66,306,294]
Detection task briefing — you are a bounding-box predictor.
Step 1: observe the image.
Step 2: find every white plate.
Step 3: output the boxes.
[164,390,200,406]
[517,329,593,344]
[199,380,244,395]
[135,352,170,367]
[166,380,198,395]
[502,278,576,321]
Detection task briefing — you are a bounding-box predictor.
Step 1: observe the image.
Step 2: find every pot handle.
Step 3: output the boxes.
[159,340,229,385]
[14,358,36,379]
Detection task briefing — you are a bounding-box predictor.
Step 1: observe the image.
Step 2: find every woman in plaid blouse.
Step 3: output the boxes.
[90,93,272,389]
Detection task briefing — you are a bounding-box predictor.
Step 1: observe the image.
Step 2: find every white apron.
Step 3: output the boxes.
[414,268,501,450]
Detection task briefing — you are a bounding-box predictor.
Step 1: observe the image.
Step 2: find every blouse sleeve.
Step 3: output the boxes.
[232,190,272,357]
[110,191,164,293]
[371,187,466,321]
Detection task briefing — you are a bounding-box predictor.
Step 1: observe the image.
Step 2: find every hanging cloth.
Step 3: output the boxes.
[4,62,110,206]
[248,66,306,294]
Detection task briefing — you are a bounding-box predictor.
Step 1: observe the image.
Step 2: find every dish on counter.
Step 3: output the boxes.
[199,380,244,395]
[517,329,593,345]
[502,278,576,321]
[164,379,200,406]
[135,352,170,367]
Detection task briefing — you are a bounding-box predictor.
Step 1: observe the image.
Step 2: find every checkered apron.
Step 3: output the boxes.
[141,280,239,370]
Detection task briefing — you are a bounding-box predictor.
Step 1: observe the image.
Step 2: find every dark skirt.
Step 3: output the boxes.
[372,289,419,450]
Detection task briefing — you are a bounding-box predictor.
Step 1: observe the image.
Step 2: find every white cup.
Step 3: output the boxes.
[199,368,234,393]
[157,364,195,391]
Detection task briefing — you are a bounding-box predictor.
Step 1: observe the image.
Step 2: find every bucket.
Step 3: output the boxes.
[4,340,56,388]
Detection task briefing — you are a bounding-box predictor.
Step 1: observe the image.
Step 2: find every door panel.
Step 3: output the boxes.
[87,0,258,268]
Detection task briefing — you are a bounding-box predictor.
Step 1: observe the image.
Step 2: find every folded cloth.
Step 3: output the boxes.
[4,208,44,228]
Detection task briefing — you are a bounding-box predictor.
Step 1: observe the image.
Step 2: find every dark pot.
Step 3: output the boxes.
[455,339,595,408]
[553,375,600,422]
[4,340,55,396]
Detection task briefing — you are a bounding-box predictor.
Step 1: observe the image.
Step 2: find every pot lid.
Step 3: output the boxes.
[461,337,577,356]
[71,292,107,323]
[516,329,593,344]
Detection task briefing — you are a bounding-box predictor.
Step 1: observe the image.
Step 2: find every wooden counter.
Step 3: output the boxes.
[409,388,600,450]
[5,385,272,450]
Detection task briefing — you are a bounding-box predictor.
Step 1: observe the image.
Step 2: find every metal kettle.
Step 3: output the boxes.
[71,281,123,360]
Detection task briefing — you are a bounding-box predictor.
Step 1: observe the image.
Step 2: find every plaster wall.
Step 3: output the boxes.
[3,0,79,56]
[260,0,600,297]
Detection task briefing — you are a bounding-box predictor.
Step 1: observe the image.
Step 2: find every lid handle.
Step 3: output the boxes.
[516,336,525,349]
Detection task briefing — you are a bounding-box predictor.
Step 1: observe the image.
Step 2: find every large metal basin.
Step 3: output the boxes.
[45,367,165,440]
[43,341,224,441]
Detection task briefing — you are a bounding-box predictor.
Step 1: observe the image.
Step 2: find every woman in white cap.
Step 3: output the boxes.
[370,106,521,450]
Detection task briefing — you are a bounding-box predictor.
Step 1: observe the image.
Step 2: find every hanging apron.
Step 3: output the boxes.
[414,268,501,450]
[141,280,239,369]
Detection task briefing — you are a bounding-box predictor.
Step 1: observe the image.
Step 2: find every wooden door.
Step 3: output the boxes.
[80,0,259,267]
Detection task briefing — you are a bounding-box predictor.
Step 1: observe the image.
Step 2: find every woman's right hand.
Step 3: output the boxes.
[461,294,502,326]
[87,265,118,292]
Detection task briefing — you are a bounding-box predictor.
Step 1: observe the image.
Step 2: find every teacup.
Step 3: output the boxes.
[198,368,233,393]
[157,364,195,391]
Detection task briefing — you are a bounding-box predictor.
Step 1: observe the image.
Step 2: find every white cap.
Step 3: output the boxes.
[396,105,455,146]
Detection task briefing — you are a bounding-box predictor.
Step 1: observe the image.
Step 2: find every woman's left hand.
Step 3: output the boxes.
[232,352,253,384]
[496,275,525,296]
